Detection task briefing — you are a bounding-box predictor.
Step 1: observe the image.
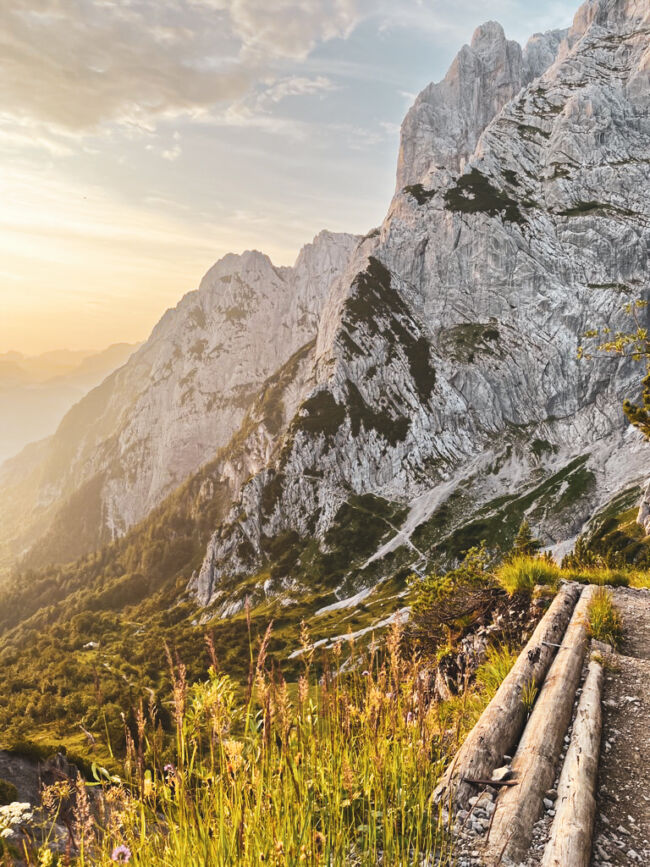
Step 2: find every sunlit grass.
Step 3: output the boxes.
[587,587,623,648]
[495,556,560,595]
[30,621,469,866]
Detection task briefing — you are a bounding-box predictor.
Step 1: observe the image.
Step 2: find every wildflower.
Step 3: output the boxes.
[223,739,244,776]
[313,831,326,853]
[111,844,132,863]
[38,848,56,867]
[0,802,34,839]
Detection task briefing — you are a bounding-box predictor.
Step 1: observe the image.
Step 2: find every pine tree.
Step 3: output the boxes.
[511,519,542,558]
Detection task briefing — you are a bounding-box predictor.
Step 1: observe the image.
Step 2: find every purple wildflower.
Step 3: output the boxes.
[111,844,132,863]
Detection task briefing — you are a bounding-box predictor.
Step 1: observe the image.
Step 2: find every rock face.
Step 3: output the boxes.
[637,479,650,534]
[396,22,567,186]
[0,230,358,572]
[190,0,650,606]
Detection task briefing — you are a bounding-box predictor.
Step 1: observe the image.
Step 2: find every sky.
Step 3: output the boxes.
[0,0,578,355]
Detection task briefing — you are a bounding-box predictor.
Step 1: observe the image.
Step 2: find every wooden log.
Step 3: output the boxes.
[540,653,604,867]
[484,584,597,865]
[432,582,583,809]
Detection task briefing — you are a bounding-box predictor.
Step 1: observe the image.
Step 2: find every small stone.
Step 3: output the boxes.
[491,765,512,783]
[626,849,640,862]
[545,789,558,801]
[475,791,494,806]
[543,798,554,810]
[468,796,478,806]
[617,825,629,836]
[548,809,555,817]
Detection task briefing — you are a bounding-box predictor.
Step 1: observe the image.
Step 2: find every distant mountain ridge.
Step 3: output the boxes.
[0,343,139,465]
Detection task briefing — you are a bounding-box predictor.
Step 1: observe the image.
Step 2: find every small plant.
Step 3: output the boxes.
[495,556,560,596]
[588,587,623,647]
[521,679,538,716]
[410,543,498,652]
[475,644,518,700]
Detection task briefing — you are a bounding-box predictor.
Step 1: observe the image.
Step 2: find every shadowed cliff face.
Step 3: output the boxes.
[190,0,650,606]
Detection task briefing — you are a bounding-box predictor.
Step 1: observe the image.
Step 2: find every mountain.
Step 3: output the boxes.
[0,344,139,465]
[0,232,358,575]
[0,0,648,768]
[1,0,648,607]
[189,0,650,608]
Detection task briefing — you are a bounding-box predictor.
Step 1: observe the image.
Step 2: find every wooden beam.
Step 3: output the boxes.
[484,585,596,865]
[540,652,604,867]
[432,582,583,809]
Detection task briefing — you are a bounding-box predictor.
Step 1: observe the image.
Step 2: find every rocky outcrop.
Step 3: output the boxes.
[637,479,650,534]
[395,21,567,187]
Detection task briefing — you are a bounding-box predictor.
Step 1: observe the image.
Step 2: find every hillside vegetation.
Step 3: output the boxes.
[2,529,649,864]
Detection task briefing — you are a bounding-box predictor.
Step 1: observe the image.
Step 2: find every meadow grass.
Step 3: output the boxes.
[32,619,511,867]
[495,556,560,595]
[495,555,650,596]
[587,587,623,648]
[16,556,650,866]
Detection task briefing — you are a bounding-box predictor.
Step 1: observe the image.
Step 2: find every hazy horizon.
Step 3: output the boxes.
[1,0,578,355]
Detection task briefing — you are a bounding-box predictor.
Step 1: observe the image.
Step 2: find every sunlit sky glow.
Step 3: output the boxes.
[1,0,577,355]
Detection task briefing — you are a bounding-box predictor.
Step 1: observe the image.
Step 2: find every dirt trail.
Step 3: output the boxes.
[591,587,650,866]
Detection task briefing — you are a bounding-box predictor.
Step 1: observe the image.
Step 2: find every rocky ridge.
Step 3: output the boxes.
[0,230,358,573]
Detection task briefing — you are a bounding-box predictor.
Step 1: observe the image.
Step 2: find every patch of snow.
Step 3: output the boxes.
[315,586,374,616]
[288,608,410,659]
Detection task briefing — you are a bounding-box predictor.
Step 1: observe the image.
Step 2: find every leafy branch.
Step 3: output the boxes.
[578,300,650,439]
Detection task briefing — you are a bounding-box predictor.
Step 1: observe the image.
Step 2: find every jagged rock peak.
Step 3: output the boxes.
[570,0,650,36]
[395,19,567,188]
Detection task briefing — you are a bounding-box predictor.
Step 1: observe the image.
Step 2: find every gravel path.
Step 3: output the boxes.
[591,587,650,867]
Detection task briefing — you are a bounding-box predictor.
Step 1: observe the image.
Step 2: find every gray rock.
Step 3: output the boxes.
[491,766,512,783]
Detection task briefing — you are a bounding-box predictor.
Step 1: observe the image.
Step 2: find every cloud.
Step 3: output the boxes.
[263,76,337,103]
[229,0,368,59]
[0,0,370,133]
[0,1,246,131]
